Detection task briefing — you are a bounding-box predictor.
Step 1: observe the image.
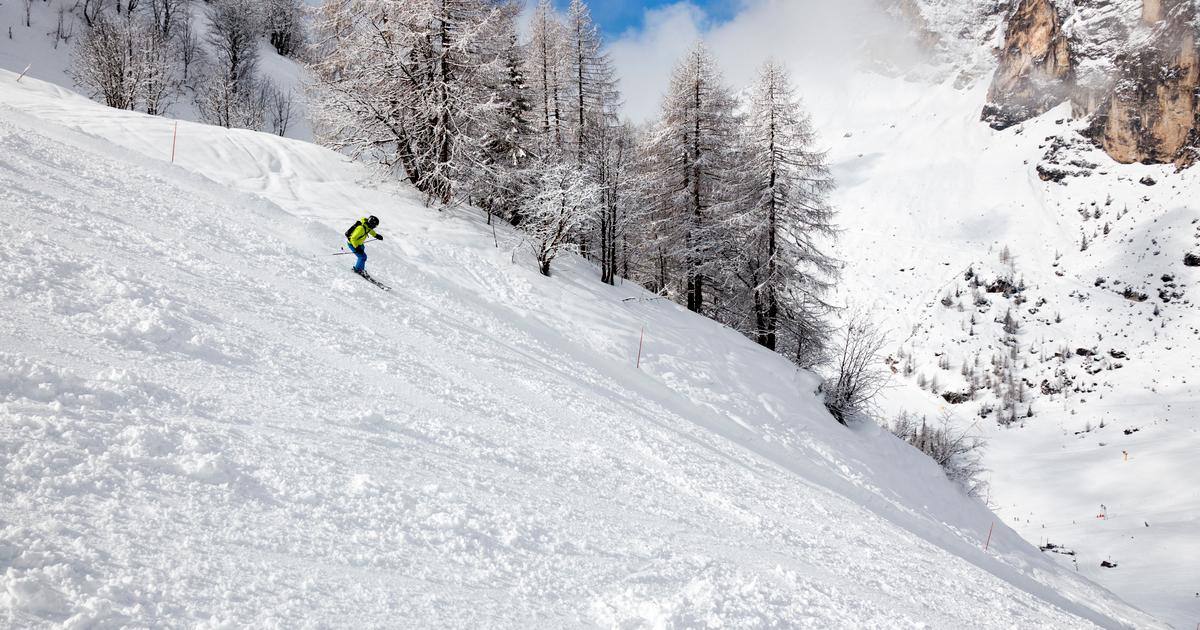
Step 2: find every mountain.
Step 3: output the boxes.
[982,0,1200,167]
[812,1,1200,626]
[0,69,1165,628]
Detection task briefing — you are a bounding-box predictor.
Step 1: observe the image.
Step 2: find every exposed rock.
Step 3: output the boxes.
[1140,176,1157,186]
[1143,0,1166,23]
[1185,252,1200,266]
[1039,133,1102,181]
[1088,1,1200,167]
[984,0,1200,167]
[942,391,971,405]
[982,0,1074,130]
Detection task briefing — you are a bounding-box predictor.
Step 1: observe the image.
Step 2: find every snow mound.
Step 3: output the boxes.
[0,70,1164,628]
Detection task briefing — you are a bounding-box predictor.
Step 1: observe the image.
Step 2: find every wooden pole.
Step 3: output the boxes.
[636,326,645,369]
[170,121,179,164]
[984,522,994,551]
[16,64,31,82]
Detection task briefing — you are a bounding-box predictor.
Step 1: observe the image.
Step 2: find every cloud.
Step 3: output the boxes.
[608,3,708,123]
[607,0,923,122]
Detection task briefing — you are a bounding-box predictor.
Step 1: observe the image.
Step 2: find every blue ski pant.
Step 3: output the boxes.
[348,243,367,272]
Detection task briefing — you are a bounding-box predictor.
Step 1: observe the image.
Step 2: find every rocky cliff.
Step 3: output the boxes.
[982,0,1200,167]
[1088,1,1200,165]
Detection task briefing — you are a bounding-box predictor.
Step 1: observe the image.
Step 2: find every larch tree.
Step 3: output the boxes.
[308,0,509,204]
[527,0,566,151]
[478,4,535,225]
[644,43,742,314]
[562,0,619,266]
[731,59,838,361]
[563,0,618,166]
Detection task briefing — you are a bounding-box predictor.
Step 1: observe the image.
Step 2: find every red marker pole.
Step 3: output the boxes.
[16,64,31,82]
[170,121,179,163]
[984,522,994,551]
[636,326,645,369]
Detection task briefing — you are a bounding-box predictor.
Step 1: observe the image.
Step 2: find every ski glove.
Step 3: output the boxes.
[375,234,384,241]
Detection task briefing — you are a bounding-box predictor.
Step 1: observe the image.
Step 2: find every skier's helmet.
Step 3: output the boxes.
[367,215,380,229]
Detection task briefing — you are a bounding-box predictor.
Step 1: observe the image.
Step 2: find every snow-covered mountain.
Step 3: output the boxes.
[801,2,1200,626]
[0,69,1167,628]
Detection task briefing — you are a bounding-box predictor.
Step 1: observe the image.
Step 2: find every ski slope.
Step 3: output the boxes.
[0,71,1166,627]
[0,0,313,141]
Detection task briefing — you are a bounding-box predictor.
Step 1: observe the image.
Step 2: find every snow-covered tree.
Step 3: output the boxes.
[730,60,838,359]
[174,1,202,84]
[148,0,190,39]
[308,0,509,204]
[138,29,176,115]
[643,43,742,314]
[524,160,600,276]
[527,0,566,150]
[594,121,639,285]
[197,0,264,129]
[477,6,535,224]
[563,0,618,166]
[263,0,304,57]
[70,15,141,110]
[70,13,175,115]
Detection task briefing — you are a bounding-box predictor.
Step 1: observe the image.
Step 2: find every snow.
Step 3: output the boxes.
[797,67,1199,628]
[0,0,313,141]
[0,70,1167,627]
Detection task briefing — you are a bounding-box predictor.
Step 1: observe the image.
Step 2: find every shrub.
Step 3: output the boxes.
[891,411,988,497]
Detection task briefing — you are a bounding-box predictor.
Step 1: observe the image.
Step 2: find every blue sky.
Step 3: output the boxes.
[557,0,740,36]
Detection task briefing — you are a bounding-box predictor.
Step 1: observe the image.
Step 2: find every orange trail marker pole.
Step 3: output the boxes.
[984,522,994,551]
[636,326,645,369]
[16,64,31,82]
[170,121,179,163]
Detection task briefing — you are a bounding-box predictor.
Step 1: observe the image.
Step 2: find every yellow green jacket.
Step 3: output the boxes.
[346,218,380,247]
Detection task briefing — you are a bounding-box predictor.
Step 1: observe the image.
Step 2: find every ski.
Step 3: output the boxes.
[353,270,392,291]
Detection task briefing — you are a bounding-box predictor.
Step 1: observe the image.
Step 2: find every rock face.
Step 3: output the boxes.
[982,0,1074,129]
[983,0,1200,167]
[1088,2,1200,165]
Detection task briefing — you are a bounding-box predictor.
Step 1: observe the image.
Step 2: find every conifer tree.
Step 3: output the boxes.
[644,43,741,314]
[527,0,566,151]
[731,60,838,360]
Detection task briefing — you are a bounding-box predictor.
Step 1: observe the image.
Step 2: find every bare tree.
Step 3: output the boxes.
[82,0,106,29]
[263,81,294,136]
[139,30,176,115]
[53,6,76,49]
[70,15,138,109]
[174,3,201,85]
[263,0,303,57]
[823,311,890,424]
[149,0,190,39]
[891,411,988,498]
[196,0,263,129]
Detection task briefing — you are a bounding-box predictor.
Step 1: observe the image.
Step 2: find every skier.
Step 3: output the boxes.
[344,215,384,277]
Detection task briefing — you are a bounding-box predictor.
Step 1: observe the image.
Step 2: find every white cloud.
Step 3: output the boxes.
[607,0,922,123]
[608,3,708,124]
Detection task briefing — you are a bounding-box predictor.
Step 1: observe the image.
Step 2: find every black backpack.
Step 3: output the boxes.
[344,220,362,241]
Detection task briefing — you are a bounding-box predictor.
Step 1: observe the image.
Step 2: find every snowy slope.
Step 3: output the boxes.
[0,0,313,140]
[800,69,1200,628]
[0,71,1165,628]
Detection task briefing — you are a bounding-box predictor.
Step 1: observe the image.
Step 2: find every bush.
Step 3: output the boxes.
[823,311,889,424]
[891,411,988,497]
